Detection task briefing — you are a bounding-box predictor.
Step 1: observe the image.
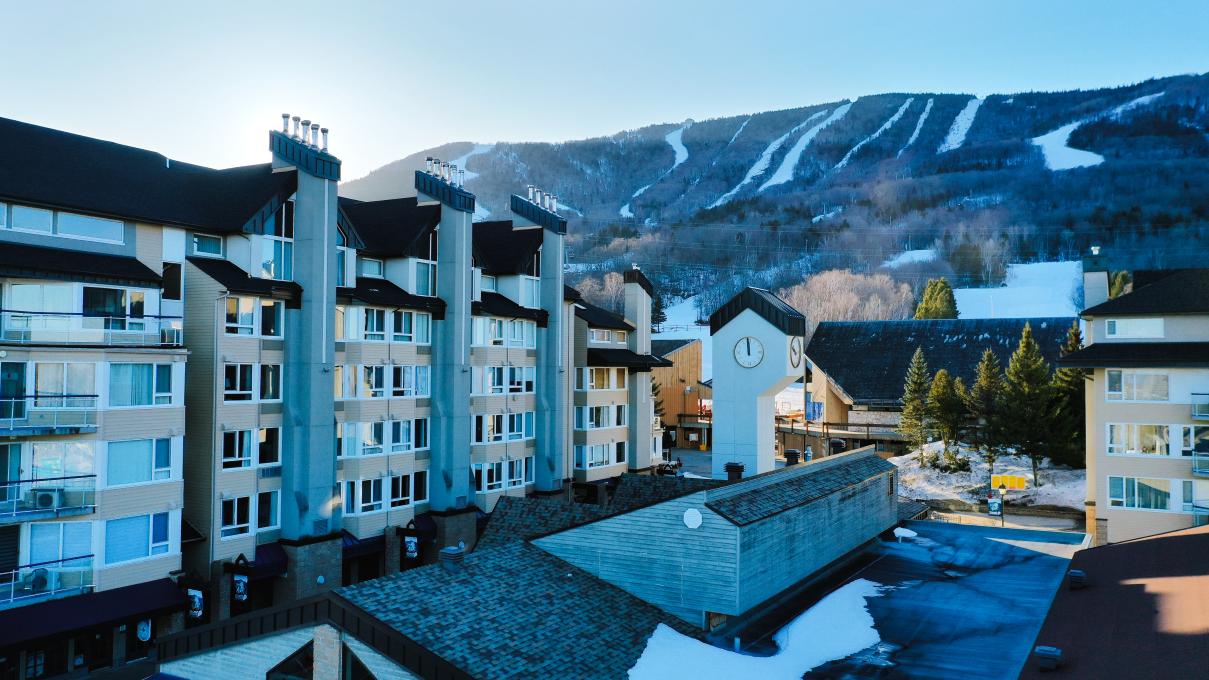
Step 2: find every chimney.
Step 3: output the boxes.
[281,113,290,134]
[534,189,544,207]
[320,127,329,152]
[300,120,311,145]
[291,115,301,140]
[450,164,459,186]
[550,194,559,214]
[527,185,535,201]
[1082,245,1110,311]
[439,545,465,574]
[310,123,320,148]
[459,169,466,186]
[724,462,744,481]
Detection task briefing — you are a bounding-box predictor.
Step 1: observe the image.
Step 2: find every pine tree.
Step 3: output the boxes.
[1050,322,1087,469]
[1108,271,1132,299]
[927,370,966,469]
[898,347,931,464]
[964,348,1006,476]
[1005,323,1054,486]
[914,278,958,319]
[651,294,667,332]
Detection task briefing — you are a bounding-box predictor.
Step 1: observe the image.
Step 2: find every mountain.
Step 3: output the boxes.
[342,73,1209,301]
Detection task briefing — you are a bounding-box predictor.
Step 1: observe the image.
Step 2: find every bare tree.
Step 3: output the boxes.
[778,269,915,343]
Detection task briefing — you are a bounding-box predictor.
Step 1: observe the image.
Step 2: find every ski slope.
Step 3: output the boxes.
[449,143,494,182]
[954,261,1081,318]
[835,98,913,169]
[709,109,829,208]
[759,102,853,191]
[937,96,983,153]
[619,122,693,217]
[882,248,937,268]
[897,98,933,157]
[1032,92,1165,171]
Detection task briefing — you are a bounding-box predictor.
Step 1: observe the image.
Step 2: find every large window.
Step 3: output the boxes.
[220,497,251,537]
[31,441,95,478]
[225,297,255,335]
[106,512,170,562]
[258,428,281,466]
[1181,426,1209,457]
[222,431,253,469]
[360,258,384,278]
[192,233,223,257]
[1108,476,1171,510]
[1105,370,1169,401]
[361,422,384,456]
[361,365,386,398]
[30,522,91,567]
[507,366,536,394]
[5,204,123,243]
[257,490,279,531]
[390,311,431,344]
[473,414,505,444]
[390,474,412,507]
[261,300,283,337]
[344,479,383,514]
[260,202,294,281]
[1108,424,1170,456]
[415,260,436,297]
[107,438,171,485]
[574,444,614,469]
[474,461,504,492]
[520,276,540,308]
[109,364,172,406]
[414,470,428,502]
[223,364,253,401]
[259,365,282,401]
[391,365,430,398]
[34,362,95,407]
[364,309,386,341]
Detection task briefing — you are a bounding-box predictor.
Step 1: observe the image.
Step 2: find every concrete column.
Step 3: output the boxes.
[536,229,566,491]
[625,271,655,471]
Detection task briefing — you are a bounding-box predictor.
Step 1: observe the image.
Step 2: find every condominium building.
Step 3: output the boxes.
[1062,261,1209,545]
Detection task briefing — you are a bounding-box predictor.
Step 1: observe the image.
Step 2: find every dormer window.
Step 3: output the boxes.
[193,233,223,257]
[360,258,384,278]
[261,201,294,281]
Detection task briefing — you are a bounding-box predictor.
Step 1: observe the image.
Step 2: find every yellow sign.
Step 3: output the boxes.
[992,474,1028,490]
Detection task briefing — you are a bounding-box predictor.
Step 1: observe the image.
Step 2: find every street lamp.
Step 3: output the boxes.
[998,483,1008,527]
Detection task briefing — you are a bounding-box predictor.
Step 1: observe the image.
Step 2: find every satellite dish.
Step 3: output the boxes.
[683,508,703,529]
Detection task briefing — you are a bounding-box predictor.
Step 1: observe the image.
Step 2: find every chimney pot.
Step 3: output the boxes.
[527,185,535,201]
[551,194,559,214]
[310,123,320,148]
[300,120,311,146]
[320,127,329,152]
[425,157,434,173]
[459,169,466,186]
[724,462,745,481]
[291,116,301,140]
[450,164,459,186]
[1090,245,1101,256]
[281,113,290,134]
[534,189,544,206]
[439,545,465,574]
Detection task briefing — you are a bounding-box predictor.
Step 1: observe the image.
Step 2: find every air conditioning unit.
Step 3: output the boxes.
[32,488,64,510]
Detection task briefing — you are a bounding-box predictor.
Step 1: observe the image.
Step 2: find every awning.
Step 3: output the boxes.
[0,242,161,287]
[186,256,302,306]
[405,513,439,543]
[586,348,673,371]
[337,277,446,319]
[342,530,385,559]
[0,577,186,648]
[1058,342,1209,368]
[224,542,288,580]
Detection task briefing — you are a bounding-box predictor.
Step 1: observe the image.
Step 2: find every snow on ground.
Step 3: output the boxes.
[654,295,712,379]
[619,122,693,217]
[629,579,887,680]
[835,98,914,169]
[556,201,583,217]
[1032,92,1165,171]
[811,206,843,223]
[472,203,491,222]
[937,96,983,153]
[759,103,853,191]
[954,261,1081,318]
[882,248,937,268]
[897,98,933,157]
[448,143,495,182]
[726,117,751,145]
[710,109,829,207]
[890,442,1085,510]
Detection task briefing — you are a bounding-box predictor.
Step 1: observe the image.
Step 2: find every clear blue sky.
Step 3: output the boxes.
[3,0,1206,179]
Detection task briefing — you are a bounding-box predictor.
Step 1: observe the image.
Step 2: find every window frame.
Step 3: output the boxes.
[223,363,254,402]
[220,497,251,537]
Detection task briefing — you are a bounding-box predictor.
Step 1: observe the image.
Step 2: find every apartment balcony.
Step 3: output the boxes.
[0,555,95,611]
[1193,393,1209,420]
[1192,501,1209,527]
[1193,452,1209,477]
[0,475,97,525]
[0,311,183,346]
[0,395,99,435]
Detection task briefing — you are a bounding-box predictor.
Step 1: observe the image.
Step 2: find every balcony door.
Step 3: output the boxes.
[0,362,26,420]
[0,445,17,509]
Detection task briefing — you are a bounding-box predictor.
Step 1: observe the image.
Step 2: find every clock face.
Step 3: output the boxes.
[734,336,764,368]
[789,336,803,368]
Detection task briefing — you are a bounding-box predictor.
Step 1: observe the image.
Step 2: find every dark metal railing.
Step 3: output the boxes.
[1193,393,1209,420]
[0,474,97,519]
[0,554,95,608]
[0,394,99,431]
[1,309,183,346]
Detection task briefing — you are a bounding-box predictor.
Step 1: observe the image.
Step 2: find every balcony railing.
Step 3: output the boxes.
[0,555,95,610]
[1193,452,1209,477]
[0,474,97,522]
[1193,394,1209,420]
[1,310,183,346]
[0,394,99,434]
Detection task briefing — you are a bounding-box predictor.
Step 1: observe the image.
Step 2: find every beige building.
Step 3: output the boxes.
[1062,262,1209,545]
[650,339,712,449]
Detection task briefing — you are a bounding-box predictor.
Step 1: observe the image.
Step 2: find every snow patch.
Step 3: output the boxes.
[890,443,1085,511]
[726,117,751,146]
[619,122,692,217]
[448,143,494,182]
[709,109,829,207]
[897,98,933,157]
[1110,91,1165,119]
[937,96,983,153]
[629,579,887,680]
[955,261,1081,318]
[556,202,583,217]
[1032,92,1165,171]
[759,103,854,191]
[836,98,913,169]
[882,248,937,268]
[893,527,918,540]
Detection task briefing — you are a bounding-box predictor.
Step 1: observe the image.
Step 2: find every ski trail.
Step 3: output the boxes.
[726,117,751,146]
[709,109,829,208]
[449,143,495,182]
[835,98,914,169]
[937,96,983,153]
[619,121,693,217]
[897,98,933,157]
[759,103,854,191]
[1032,92,1165,171]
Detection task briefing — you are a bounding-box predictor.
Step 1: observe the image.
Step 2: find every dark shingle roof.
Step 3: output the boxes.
[1058,341,1209,368]
[473,221,543,275]
[575,300,634,331]
[1,115,296,233]
[1083,269,1209,316]
[586,348,672,370]
[339,542,699,680]
[337,276,446,318]
[476,495,612,549]
[608,474,722,512]
[338,196,438,257]
[0,241,160,286]
[564,285,582,302]
[472,291,549,326]
[706,453,895,526]
[651,338,696,358]
[709,287,806,336]
[807,318,1075,405]
[186,256,302,303]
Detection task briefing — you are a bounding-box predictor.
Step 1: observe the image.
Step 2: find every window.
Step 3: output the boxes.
[337,243,353,287]
[508,366,535,394]
[615,369,627,389]
[30,441,95,478]
[225,297,256,335]
[392,365,428,398]
[334,365,349,399]
[416,313,431,344]
[221,497,251,537]
[261,299,283,337]
[1105,370,1169,401]
[520,277,540,308]
[257,490,280,531]
[615,441,627,464]
[474,461,504,492]
[416,260,436,296]
[415,366,430,397]
[392,310,414,342]
[587,367,611,390]
[346,478,383,513]
[361,365,385,398]
[524,411,534,439]
[590,329,611,343]
[34,362,95,408]
[335,306,347,341]
[222,430,253,469]
[336,422,353,458]
[574,444,613,469]
[1108,476,1171,510]
[482,275,497,292]
[29,522,91,568]
[509,319,524,344]
[415,418,429,450]
[414,470,428,502]
[506,459,524,487]
[507,413,525,441]
[524,456,534,483]
[83,286,145,330]
[390,420,413,452]
[1108,424,1170,456]
[258,427,281,466]
[57,212,124,242]
[12,205,52,233]
[107,438,171,485]
[364,308,386,341]
[1181,426,1209,457]
[485,367,505,395]
[224,364,253,401]
[613,330,627,343]
[261,202,294,280]
[361,422,384,456]
[615,404,627,427]
[360,258,384,278]
[588,405,608,429]
[260,365,282,400]
[109,363,172,406]
[1105,318,1164,339]
[192,233,223,257]
[474,414,505,444]
[106,511,170,563]
[390,474,411,507]
[162,263,182,301]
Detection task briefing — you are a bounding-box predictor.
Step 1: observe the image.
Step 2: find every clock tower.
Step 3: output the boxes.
[708,287,806,478]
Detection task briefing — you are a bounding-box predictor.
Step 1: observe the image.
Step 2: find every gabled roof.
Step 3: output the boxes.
[709,287,805,336]
[651,338,697,358]
[0,241,160,287]
[1083,268,1209,316]
[807,318,1075,406]
[0,115,296,233]
[337,196,438,257]
[575,300,634,331]
[473,220,543,274]
[586,348,672,371]
[336,276,446,319]
[186,256,302,305]
[564,284,583,302]
[472,291,548,326]
[1058,341,1209,368]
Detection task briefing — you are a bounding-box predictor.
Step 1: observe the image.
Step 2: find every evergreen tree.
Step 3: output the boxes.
[914,278,958,319]
[651,294,667,332]
[1050,322,1088,468]
[1005,323,1054,485]
[1108,271,1132,299]
[964,348,1006,476]
[927,369,966,469]
[897,347,931,464]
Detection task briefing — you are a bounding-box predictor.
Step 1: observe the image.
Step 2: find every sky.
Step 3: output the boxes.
[3,1,1207,179]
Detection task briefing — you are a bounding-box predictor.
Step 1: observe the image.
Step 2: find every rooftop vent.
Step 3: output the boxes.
[1068,568,1087,589]
[1033,646,1063,671]
[724,461,745,481]
[439,545,465,574]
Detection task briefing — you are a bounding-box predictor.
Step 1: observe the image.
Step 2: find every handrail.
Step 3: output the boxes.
[0,308,182,320]
[0,474,97,519]
[1,310,183,346]
[0,553,95,609]
[0,395,100,431]
[1193,393,1209,419]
